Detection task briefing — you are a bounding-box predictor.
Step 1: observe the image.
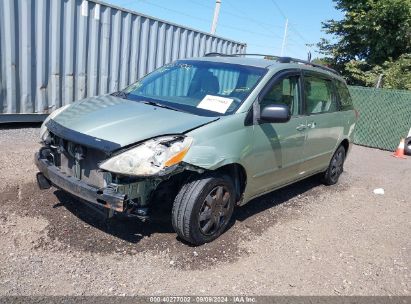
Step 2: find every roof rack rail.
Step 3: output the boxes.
[279,56,340,75]
[203,52,340,76]
[204,52,237,57]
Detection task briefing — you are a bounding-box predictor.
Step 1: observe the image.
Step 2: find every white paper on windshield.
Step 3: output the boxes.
[197,95,234,114]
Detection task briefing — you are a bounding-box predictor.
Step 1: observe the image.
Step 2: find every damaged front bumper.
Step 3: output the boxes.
[35,151,147,219]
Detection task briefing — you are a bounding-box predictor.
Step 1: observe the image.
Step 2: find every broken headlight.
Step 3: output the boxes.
[99,136,193,176]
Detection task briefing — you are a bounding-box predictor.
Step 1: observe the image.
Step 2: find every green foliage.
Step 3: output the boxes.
[318,0,411,89]
[382,54,411,90]
[319,0,411,65]
[345,54,411,89]
[311,58,334,66]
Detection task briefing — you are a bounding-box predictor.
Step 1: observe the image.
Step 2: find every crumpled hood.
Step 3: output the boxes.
[49,95,217,150]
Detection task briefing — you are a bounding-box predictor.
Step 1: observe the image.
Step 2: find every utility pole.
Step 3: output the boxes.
[305,43,314,61]
[280,18,288,56]
[376,74,384,88]
[211,0,221,35]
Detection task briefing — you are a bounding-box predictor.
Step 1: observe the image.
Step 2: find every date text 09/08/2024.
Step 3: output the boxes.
[148,296,257,303]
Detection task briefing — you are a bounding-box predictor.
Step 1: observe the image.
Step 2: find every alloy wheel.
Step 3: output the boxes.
[198,185,231,236]
[330,150,344,181]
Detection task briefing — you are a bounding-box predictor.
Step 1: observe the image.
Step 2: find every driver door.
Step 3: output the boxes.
[247,71,307,197]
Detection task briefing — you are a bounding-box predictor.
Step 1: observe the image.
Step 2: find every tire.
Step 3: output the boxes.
[172,173,235,245]
[405,137,411,156]
[322,145,346,185]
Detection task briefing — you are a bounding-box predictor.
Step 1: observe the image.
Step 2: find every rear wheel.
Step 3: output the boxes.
[172,174,235,245]
[322,145,346,185]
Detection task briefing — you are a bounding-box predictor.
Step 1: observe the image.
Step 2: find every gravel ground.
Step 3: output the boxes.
[0,125,410,296]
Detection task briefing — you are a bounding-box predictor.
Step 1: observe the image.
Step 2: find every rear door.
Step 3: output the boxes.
[247,70,307,197]
[300,72,343,175]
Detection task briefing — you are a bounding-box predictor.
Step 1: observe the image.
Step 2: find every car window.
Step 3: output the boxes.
[304,76,337,114]
[141,66,196,97]
[335,81,354,111]
[260,76,300,116]
[208,68,240,96]
[123,60,266,117]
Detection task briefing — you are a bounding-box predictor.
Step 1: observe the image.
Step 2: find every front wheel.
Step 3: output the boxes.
[172,174,235,245]
[322,145,346,185]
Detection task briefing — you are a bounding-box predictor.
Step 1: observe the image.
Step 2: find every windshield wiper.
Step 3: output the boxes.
[111,91,128,99]
[116,93,188,113]
[139,100,185,113]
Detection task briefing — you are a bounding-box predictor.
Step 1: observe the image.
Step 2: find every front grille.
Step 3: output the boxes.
[50,133,108,188]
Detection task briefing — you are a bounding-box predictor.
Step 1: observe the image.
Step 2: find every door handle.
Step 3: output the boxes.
[307,122,316,129]
[296,124,307,131]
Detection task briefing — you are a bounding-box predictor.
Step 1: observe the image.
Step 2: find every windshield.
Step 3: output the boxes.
[122,60,266,116]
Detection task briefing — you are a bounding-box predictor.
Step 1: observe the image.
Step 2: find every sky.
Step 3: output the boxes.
[106,0,343,60]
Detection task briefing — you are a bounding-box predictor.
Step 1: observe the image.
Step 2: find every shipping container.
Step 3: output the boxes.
[0,0,246,122]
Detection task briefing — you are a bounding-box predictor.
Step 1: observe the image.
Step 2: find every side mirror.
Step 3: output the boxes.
[259,104,291,123]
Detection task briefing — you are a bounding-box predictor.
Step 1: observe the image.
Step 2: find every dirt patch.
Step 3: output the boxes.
[0,176,333,270]
[0,127,409,295]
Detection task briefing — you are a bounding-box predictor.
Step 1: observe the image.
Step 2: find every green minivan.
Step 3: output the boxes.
[35,54,357,245]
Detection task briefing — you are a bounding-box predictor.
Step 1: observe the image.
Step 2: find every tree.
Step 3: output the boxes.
[318,0,411,89]
[344,54,411,89]
[311,58,334,66]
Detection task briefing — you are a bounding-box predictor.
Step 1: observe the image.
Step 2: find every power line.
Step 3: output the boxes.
[247,42,278,49]
[287,36,310,49]
[269,0,312,55]
[269,0,287,19]
[246,42,306,57]
[137,0,283,40]
[224,0,284,31]
[123,0,302,55]
[288,26,309,44]
[189,0,284,39]
[138,0,210,23]
[189,0,215,10]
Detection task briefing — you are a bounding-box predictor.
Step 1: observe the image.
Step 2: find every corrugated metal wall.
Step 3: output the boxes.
[0,0,246,121]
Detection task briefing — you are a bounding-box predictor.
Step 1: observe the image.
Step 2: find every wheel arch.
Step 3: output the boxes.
[214,163,247,203]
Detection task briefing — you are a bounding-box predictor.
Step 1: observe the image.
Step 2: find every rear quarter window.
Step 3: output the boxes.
[335,81,354,111]
[304,75,337,114]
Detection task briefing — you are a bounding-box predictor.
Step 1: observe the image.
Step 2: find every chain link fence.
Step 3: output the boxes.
[349,86,411,151]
